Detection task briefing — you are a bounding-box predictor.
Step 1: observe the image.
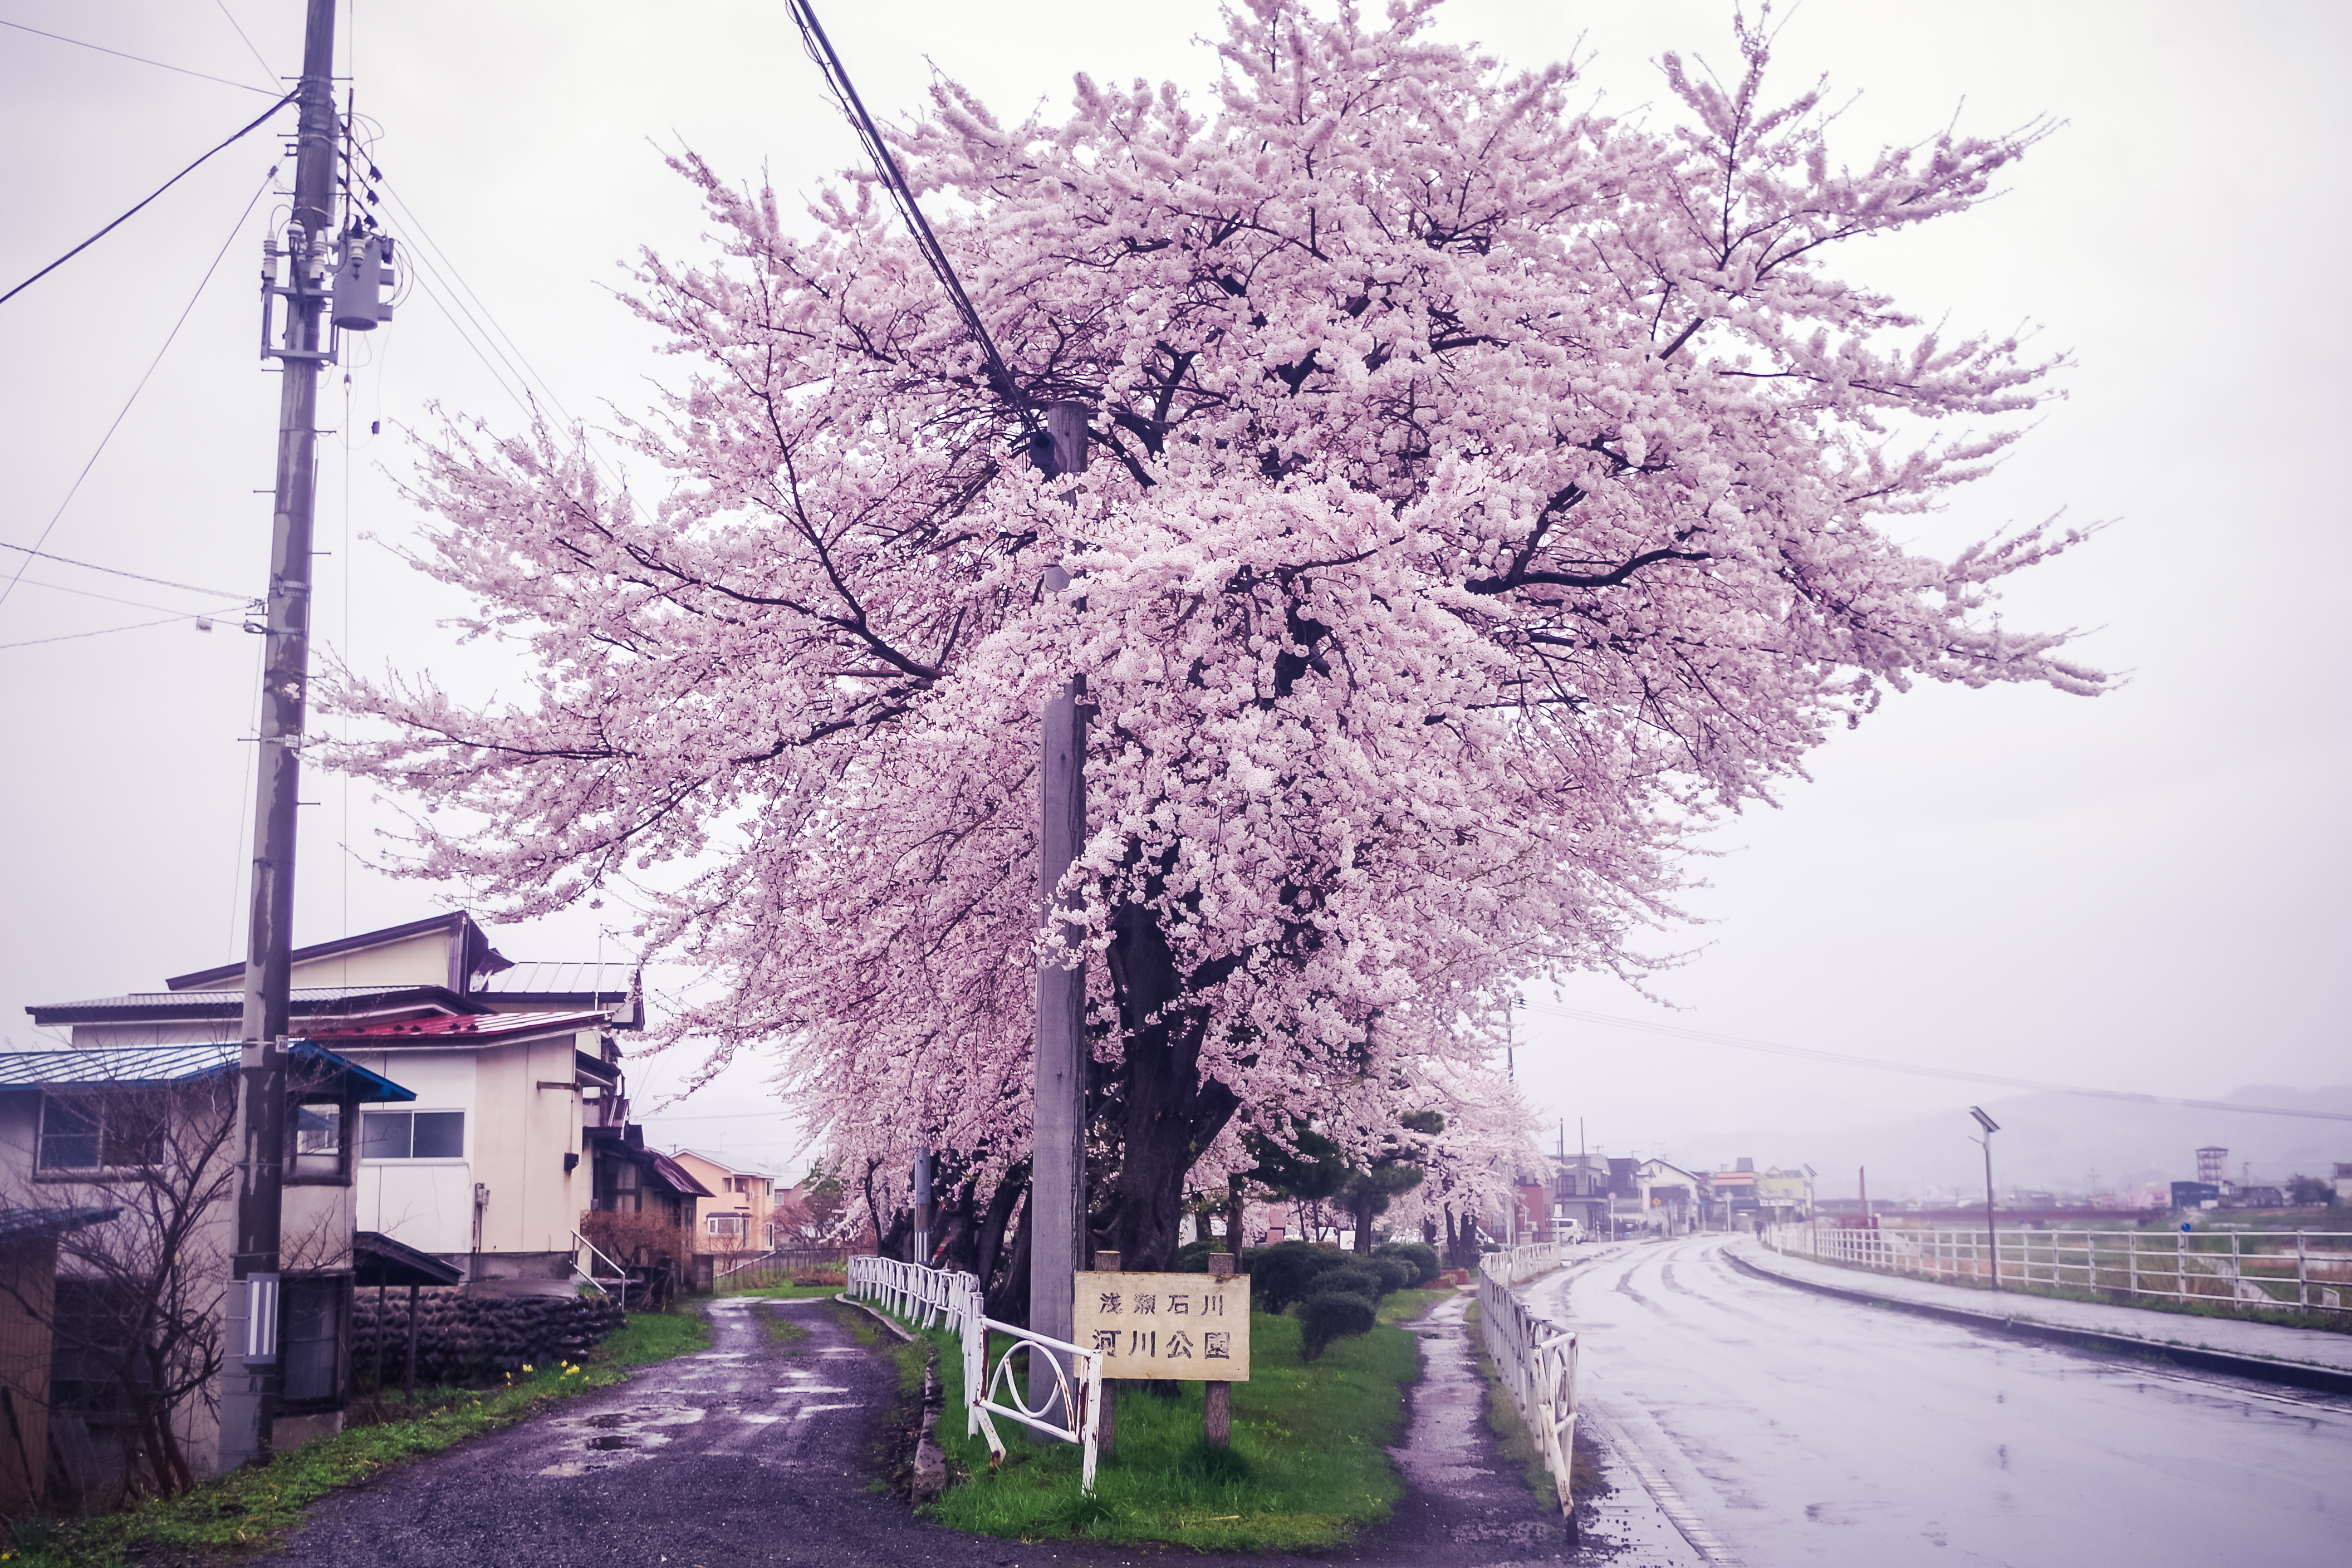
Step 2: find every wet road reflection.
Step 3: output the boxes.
[1538,1236,2349,1567]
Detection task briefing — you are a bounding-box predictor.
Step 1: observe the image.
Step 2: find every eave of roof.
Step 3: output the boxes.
[163,911,512,992]
[644,1151,716,1198]
[24,984,489,1027]
[305,1009,610,1044]
[0,1206,122,1246]
[354,1229,467,1287]
[0,1041,416,1102]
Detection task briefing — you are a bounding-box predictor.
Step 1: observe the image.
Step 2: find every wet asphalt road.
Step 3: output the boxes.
[281,1291,1592,1568]
[1537,1235,2352,1567]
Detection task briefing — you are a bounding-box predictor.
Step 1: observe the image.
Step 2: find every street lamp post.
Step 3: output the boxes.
[1969,1106,2001,1291]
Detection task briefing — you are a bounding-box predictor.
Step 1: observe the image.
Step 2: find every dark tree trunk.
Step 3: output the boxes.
[1104,905,1241,1271]
[1225,1174,1248,1256]
[1349,1186,1379,1253]
[986,1190,1033,1326]
[940,1177,982,1274]
[880,1208,912,1263]
[1422,1216,1438,1247]
[972,1162,1027,1295]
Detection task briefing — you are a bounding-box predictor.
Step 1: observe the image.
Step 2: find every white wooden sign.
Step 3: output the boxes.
[1071,1271,1251,1381]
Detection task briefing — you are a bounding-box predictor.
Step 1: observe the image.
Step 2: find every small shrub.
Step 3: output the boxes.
[1374,1241,1442,1286]
[1364,1256,1413,1295]
[1314,1265,1388,1302]
[1298,1290,1378,1361]
[1242,1242,1326,1311]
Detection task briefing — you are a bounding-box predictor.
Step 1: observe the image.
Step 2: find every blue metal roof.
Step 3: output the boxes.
[0,1041,415,1101]
[0,1207,120,1246]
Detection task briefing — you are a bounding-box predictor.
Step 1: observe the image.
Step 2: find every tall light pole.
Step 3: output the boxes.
[1969,1106,2001,1291]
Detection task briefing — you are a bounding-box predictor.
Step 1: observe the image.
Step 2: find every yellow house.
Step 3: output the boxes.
[672,1149,781,1255]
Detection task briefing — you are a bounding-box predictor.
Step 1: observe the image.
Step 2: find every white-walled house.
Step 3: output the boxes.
[25,913,644,1293]
[0,1040,434,1490]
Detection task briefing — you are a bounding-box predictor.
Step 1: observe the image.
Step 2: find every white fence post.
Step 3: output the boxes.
[1478,1243,1576,1517]
[1761,1222,2350,1319]
[847,1253,1102,1493]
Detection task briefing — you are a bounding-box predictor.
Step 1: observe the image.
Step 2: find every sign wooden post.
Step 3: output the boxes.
[1093,1250,1120,1458]
[1205,1252,1236,1447]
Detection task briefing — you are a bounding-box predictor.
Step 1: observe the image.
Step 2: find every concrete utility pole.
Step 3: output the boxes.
[1029,403,1090,1422]
[221,0,339,1472]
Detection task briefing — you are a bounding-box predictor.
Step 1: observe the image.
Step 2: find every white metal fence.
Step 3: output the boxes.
[1763,1222,2352,1315]
[847,1254,1105,1493]
[1478,1242,1577,1516]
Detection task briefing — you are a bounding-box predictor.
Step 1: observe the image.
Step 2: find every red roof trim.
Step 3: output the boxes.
[306,1008,609,1042]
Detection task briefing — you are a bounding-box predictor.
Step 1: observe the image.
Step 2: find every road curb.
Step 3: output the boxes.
[832,1293,947,1501]
[1725,1248,2352,1398]
[832,1290,917,1342]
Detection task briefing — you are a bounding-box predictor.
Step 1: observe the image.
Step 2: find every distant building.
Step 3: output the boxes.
[1633,1158,1708,1234]
[1756,1166,1810,1220]
[2335,1164,2352,1205]
[672,1149,782,1254]
[2232,1185,2285,1210]
[1549,1153,1612,1237]
[1709,1158,1761,1226]
[2170,1180,2221,1211]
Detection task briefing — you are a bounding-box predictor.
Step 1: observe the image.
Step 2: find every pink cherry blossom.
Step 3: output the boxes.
[330,1,2101,1267]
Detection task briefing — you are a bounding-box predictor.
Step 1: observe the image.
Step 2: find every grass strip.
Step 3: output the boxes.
[11,1311,710,1567]
[1459,1300,1600,1512]
[879,1286,1443,1552]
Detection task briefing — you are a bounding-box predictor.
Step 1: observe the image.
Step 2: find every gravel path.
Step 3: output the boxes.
[279,1290,1611,1567]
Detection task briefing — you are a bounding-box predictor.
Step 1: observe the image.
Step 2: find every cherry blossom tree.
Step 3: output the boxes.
[334,0,2102,1272]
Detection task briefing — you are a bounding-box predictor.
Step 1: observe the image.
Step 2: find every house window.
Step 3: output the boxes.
[37,1094,163,1173]
[705,1213,747,1241]
[287,1101,349,1182]
[360,1110,465,1160]
[281,1278,344,1404]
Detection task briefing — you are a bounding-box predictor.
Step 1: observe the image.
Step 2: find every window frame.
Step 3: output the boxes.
[285,1096,356,1186]
[357,1108,469,1164]
[33,1090,165,1180]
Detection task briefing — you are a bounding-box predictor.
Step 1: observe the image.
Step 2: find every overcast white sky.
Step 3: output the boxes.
[2,1,2346,1192]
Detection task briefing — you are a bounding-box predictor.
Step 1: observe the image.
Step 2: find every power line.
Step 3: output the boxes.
[0,18,281,96]
[208,0,281,87]
[783,0,1042,445]
[0,542,253,601]
[0,94,292,310]
[1517,1000,2352,1124]
[367,177,585,433]
[0,169,277,611]
[0,616,185,652]
[6,575,252,620]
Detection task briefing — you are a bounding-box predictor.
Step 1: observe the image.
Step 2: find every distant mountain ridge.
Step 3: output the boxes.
[1659,1084,2352,1201]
